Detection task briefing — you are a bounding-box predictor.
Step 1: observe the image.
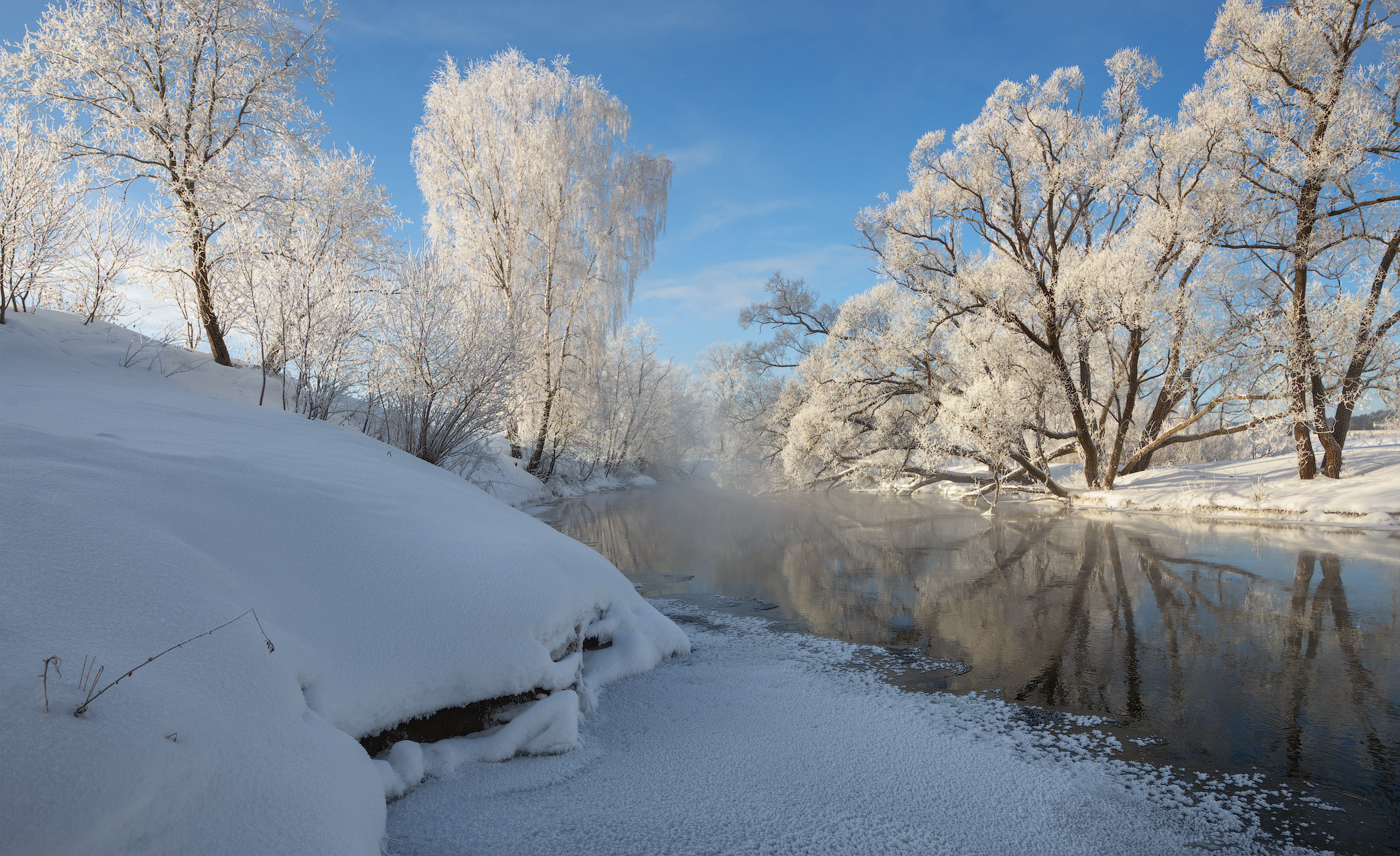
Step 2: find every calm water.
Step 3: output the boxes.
[538,482,1400,852]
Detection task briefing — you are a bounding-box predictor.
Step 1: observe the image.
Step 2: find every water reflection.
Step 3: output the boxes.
[538,483,1400,847]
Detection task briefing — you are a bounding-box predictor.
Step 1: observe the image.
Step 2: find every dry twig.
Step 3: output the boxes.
[73,609,275,717]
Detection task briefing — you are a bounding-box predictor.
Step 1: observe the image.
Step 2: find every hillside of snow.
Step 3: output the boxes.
[0,310,689,855]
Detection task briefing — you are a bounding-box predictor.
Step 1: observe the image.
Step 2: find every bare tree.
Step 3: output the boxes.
[576,323,674,479]
[62,193,146,324]
[2,0,334,365]
[738,272,837,371]
[224,145,399,418]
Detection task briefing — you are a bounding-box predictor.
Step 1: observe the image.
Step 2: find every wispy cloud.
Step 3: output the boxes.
[663,141,720,173]
[676,197,801,240]
[635,244,869,322]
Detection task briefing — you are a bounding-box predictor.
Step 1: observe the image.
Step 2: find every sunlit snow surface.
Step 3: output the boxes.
[1073,449,1400,525]
[0,310,686,855]
[0,310,1359,855]
[387,603,1325,856]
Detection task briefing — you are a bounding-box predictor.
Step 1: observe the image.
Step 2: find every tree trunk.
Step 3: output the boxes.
[1325,229,1400,477]
[1289,166,1326,480]
[526,384,556,475]
[1311,369,1342,479]
[1049,347,1102,489]
[1104,327,1144,489]
[190,231,232,366]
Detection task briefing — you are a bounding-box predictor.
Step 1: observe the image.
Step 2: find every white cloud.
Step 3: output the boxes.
[664,141,721,173]
[677,197,801,240]
[635,243,870,322]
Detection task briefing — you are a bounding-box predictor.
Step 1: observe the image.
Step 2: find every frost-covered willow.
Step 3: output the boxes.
[1204,0,1400,479]
[780,50,1281,493]
[412,49,672,477]
[1,0,333,365]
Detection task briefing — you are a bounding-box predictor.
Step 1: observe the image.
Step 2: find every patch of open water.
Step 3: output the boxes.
[536,482,1400,854]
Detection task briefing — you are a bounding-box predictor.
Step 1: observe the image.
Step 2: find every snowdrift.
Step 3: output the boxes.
[0,311,689,855]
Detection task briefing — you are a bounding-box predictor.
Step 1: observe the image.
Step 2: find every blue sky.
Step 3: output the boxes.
[4,0,1231,363]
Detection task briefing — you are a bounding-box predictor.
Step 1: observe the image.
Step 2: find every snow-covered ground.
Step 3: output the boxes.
[453,433,664,508]
[389,604,1331,856]
[910,440,1400,529]
[0,309,1358,855]
[1074,445,1400,528]
[0,310,687,855]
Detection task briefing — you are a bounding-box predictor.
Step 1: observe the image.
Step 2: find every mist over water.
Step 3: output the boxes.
[538,482,1400,849]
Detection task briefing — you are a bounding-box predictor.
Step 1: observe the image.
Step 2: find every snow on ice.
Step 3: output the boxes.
[389,604,1328,856]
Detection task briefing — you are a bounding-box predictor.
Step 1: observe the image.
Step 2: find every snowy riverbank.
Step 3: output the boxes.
[0,311,688,854]
[389,602,1335,856]
[1070,445,1400,529]
[910,443,1400,530]
[0,309,1363,855]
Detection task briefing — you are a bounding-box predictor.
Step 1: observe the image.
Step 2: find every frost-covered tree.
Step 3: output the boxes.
[224,145,398,416]
[702,274,835,490]
[774,282,945,490]
[701,340,788,490]
[566,324,683,479]
[1204,0,1400,478]
[850,51,1279,492]
[370,251,518,470]
[2,0,334,365]
[0,106,77,324]
[412,49,671,477]
[60,193,145,325]
[738,272,837,372]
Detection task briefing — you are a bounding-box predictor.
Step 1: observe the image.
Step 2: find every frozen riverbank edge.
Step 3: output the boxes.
[904,444,1400,532]
[388,600,1342,856]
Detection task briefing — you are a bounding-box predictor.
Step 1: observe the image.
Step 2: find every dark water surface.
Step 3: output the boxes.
[537,482,1400,852]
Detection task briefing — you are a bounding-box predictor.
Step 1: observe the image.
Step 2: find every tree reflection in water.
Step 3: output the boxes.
[538,483,1400,841]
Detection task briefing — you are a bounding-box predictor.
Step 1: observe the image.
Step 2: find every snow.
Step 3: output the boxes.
[388,603,1326,856]
[0,310,688,855]
[467,437,664,508]
[466,436,548,506]
[906,441,1400,530]
[1075,446,1400,527]
[0,309,1362,855]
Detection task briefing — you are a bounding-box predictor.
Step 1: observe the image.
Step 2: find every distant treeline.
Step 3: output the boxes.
[1346,411,1396,431]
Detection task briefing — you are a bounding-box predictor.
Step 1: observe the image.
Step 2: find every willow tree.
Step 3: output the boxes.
[2,0,334,366]
[412,49,671,477]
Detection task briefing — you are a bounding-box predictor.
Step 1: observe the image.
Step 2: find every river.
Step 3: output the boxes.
[536,481,1400,852]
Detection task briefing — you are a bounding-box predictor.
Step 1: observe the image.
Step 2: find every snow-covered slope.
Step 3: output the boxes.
[0,310,689,855]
